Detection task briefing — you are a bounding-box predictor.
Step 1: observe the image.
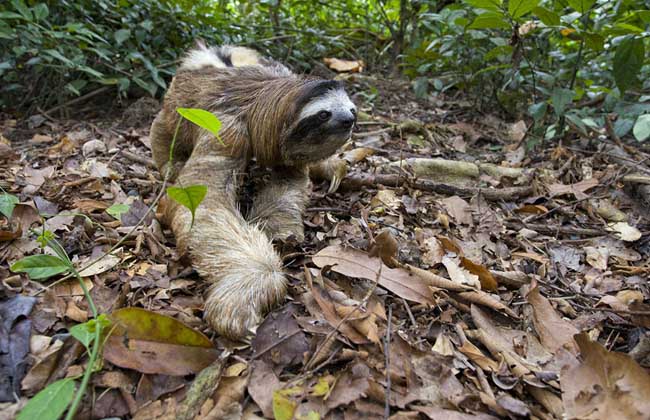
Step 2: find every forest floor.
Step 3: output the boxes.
[2,74,650,420]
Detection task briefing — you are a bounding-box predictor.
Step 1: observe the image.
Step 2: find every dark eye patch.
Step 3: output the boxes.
[287,113,329,142]
[318,110,331,121]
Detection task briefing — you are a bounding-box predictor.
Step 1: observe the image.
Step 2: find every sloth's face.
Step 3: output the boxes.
[284,82,356,164]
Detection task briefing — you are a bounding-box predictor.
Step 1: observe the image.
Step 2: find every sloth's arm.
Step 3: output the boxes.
[246,167,310,242]
[163,135,286,339]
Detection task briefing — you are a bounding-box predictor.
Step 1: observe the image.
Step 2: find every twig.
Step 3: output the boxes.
[401,297,416,327]
[384,304,392,420]
[44,87,110,115]
[342,173,533,201]
[121,150,156,169]
[505,221,603,236]
[575,305,650,316]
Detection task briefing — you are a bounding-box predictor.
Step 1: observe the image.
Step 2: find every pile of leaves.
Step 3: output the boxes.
[2,73,650,419]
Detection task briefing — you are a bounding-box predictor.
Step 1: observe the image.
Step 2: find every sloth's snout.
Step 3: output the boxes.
[338,116,356,129]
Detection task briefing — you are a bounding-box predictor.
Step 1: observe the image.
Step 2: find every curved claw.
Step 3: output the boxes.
[328,174,342,194]
[327,160,348,193]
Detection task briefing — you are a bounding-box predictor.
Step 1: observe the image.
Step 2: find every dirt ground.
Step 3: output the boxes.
[2,76,650,419]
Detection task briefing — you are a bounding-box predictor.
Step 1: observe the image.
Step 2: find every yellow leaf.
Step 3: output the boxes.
[273,390,297,420]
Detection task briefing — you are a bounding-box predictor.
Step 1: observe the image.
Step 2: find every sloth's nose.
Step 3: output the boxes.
[339,116,356,129]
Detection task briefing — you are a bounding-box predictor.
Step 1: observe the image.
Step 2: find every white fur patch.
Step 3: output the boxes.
[298,88,355,120]
[229,47,261,67]
[181,46,226,70]
[180,45,262,70]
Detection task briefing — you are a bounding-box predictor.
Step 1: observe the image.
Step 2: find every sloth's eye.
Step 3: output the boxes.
[318,110,332,121]
[350,108,357,117]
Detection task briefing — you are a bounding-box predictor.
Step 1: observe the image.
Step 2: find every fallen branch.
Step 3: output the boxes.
[121,149,157,169]
[44,86,111,115]
[342,173,533,201]
[505,221,604,237]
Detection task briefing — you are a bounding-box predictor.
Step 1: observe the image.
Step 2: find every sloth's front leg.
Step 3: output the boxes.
[163,148,286,340]
[246,167,310,242]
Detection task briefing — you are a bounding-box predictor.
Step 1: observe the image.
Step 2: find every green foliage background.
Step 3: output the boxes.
[1,0,649,140]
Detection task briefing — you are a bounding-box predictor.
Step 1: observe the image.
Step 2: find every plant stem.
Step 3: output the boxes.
[64,268,100,420]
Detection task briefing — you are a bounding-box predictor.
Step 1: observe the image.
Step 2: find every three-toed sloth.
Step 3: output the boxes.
[150,43,356,339]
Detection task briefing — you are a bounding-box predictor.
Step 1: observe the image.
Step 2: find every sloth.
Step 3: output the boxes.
[150,43,356,339]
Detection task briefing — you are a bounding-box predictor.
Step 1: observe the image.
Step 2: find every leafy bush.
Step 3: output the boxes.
[0,0,226,110]
[1,0,648,142]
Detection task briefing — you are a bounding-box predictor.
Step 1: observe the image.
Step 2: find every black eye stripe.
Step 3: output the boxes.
[288,114,329,142]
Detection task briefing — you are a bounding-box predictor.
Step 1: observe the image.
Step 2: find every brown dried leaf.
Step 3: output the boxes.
[561,333,650,419]
[323,57,364,73]
[457,291,518,318]
[547,178,599,199]
[406,264,472,292]
[460,257,498,291]
[526,285,579,354]
[313,246,434,304]
[309,280,368,344]
[368,229,399,268]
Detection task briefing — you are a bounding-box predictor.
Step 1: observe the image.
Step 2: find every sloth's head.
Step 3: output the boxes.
[282,80,356,164]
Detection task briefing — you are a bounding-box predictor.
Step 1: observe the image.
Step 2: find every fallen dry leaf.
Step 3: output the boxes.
[561,333,650,419]
[526,284,579,355]
[547,178,599,199]
[104,307,219,376]
[323,57,364,73]
[313,246,434,304]
[606,221,642,242]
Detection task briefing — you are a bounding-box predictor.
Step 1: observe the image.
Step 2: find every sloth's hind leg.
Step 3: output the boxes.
[246,167,310,242]
[165,148,286,339]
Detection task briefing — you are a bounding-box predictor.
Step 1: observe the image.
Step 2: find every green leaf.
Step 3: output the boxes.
[532,6,560,26]
[613,37,644,95]
[614,23,644,35]
[166,185,207,228]
[469,12,510,29]
[633,114,650,142]
[70,322,94,349]
[566,0,595,13]
[412,77,428,99]
[114,29,131,45]
[508,0,539,19]
[550,88,574,116]
[176,108,222,140]
[10,255,70,280]
[583,32,604,51]
[17,378,76,420]
[11,0,32,21]
[565,112,588,136]
[106,203,130,219]
[70,314,111,350]
[32,4,48,21]
[463,0,502,12]
[614,118,634,138]
[0,11,23,19]
[638,10,650,24]
[528,102,547,123]
[0,193,19,218]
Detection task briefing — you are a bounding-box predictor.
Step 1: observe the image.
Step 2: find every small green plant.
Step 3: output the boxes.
[165,107,223,227]
[11,233,109,420]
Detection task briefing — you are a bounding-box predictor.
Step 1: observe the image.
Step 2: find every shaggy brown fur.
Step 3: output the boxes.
[150,44,354,339]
